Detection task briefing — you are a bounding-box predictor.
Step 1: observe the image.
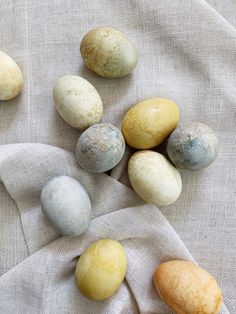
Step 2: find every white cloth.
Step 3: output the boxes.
[0,0,235,313]
[0,144,230,313]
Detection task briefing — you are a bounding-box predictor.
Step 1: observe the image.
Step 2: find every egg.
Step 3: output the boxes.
[75,239,127,300]
[75,123,125,173]
[167,122,219,170]
[154,260,223,314]
[80,27,138,78]
[121,98,180,149]
[0,51,23,100]
[40,176,92,236]
[128,151,182,206]
[53,75,103,130]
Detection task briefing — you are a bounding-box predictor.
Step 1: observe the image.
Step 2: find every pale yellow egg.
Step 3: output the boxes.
[128,150,182,207]
[0,51,23,100]
[75,239,127,301]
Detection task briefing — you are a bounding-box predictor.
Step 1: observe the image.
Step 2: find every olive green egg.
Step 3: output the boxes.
[80,27,138,78]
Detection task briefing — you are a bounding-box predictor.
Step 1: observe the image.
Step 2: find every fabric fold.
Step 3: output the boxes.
[0,143,229,313]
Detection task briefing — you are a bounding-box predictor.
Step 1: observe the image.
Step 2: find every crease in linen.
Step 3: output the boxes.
[0,144,230,314]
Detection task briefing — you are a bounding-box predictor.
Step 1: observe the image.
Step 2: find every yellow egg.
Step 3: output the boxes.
[75,239,127,301]
[121,98,180,149]
[154,260,223,314]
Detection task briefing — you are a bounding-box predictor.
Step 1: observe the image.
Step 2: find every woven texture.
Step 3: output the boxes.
[0,0,235,313]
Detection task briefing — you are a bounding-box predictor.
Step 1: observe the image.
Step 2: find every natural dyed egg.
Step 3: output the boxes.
[75,123,125,173]
[75,239,127,300]
[121,98,180,149]
[80,27,138,78]
[154,260,223,314]
[40,176,92,236]
[167,122,219,170]
[0,51,23,100]
[128,151,182,206]
[53,75,103,130]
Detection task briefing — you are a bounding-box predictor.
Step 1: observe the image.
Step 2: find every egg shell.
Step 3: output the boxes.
[75,239,127,300]
[154,260,223,314]
[121,98,180,149]
[167,122,219,170]
[75,123,125,173]
[80,27,138,78]
[0,51,23,100]
[40,176,92,236]
[53,75,103,130]
[128,150,182,206]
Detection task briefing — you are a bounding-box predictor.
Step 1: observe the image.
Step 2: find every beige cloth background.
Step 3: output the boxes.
[0,0,235,313]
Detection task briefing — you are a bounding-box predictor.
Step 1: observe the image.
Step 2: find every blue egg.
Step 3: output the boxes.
[75,123,125,173]
[40,176,92,236]
[167,122,219,170]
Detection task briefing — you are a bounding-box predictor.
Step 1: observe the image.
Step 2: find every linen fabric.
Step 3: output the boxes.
[0,0,235,313]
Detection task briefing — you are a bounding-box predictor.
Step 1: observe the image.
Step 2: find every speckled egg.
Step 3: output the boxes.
[128,151,182,207]
[40,176,92,236]
[53,75,103,130]
[75,239,127,300]
[121,98,180,149]
[0,51,23,100]
[75,123,125,173]
[154,260,223,314]
[167,122,219,170]
[80,27,138,78]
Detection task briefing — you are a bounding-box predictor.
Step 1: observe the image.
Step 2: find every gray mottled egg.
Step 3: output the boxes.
[167,122,219,170]
[75,123,125,173]
[40,176,92,236]
[80,27,138,78]
[53,75,103,130]
[0,51,23,100]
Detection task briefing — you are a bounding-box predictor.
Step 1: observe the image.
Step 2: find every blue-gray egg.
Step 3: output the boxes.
[167,122,219,170]
[75,123,125,173]
[40,176,92,236]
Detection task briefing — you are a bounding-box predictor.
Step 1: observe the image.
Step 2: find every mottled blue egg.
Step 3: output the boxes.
[75,123,125,173]
[167,122,219,170]
[40,176,92,236]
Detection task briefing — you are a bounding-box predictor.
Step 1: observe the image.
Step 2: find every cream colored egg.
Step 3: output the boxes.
[128,151,182,207]
[121,98,180,149]
[0,51,23,100]
[75,239,127,300]
[154,260,223,314]
[53,75,103,130]
[80,27,138,78]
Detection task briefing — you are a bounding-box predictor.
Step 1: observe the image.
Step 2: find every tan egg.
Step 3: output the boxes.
[0,51,23,100]
[75,239,127,301]
[121,98,180,149]
[80,27,138,78]
[128,150,182,207]
[154,260,223,314]
[54,75,103,130]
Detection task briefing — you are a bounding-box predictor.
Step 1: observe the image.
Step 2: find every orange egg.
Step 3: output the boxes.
[154,260,222,314]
